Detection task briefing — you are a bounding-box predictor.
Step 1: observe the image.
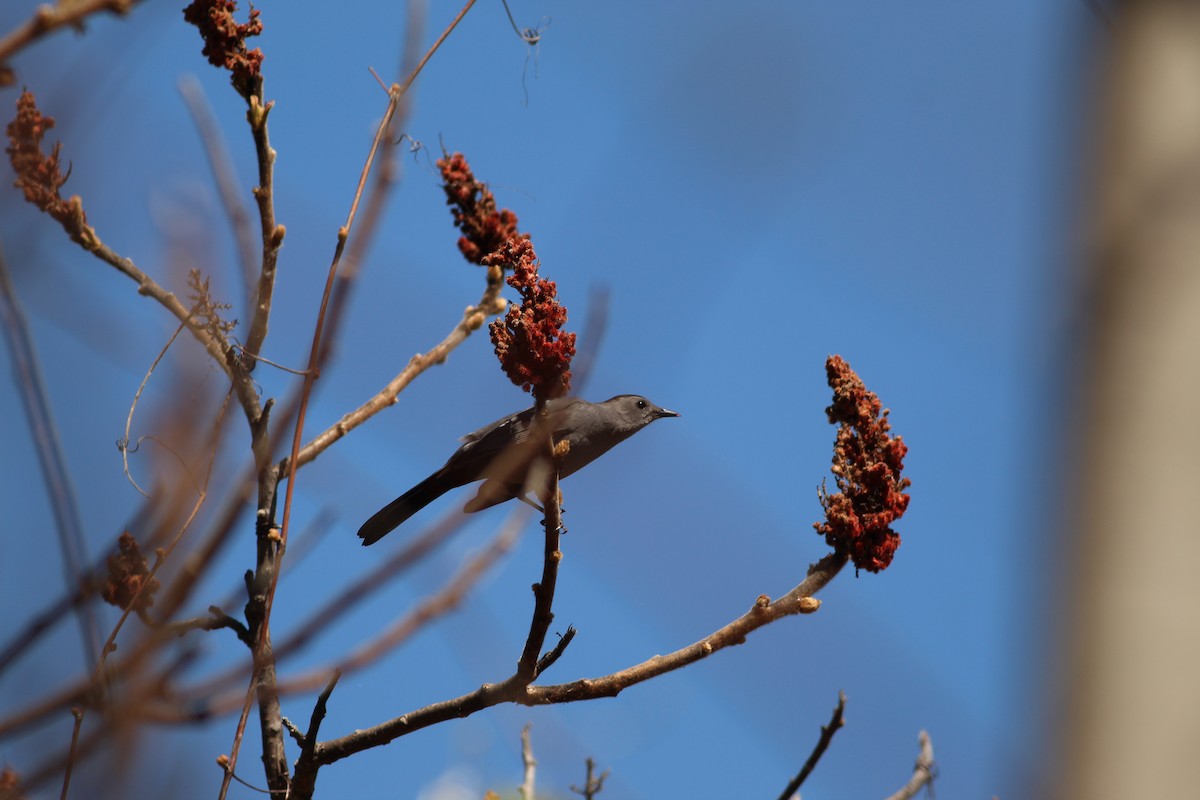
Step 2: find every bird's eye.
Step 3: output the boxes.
[637,400,647,409]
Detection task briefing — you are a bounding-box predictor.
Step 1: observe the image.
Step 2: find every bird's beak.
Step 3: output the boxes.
[657,408,680,418]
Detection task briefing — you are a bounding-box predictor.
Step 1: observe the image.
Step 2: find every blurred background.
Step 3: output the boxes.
[5,1,1193,798]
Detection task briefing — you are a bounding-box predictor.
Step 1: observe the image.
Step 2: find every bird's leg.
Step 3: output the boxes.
[518,494,545,514]
[522,493,569,534]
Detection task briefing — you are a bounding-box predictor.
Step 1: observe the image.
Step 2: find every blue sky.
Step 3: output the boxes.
[0,1,1096,797]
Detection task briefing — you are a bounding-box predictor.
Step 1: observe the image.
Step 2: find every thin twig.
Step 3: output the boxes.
[397,0,478,99]
[569,757,609,799]
[120,320,189,498]
[57,707,84,800]
[519,723,537,800]
[304,672,341,753]
[0,242,101,666]
[0,0,141,83]
[287,670,341,799]
[281,281,506,474]
[533,626,576,680]
[775,691,847,800]
[884,731,935,800]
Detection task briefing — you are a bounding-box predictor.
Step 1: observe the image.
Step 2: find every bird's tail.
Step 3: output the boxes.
[357,471,451,545]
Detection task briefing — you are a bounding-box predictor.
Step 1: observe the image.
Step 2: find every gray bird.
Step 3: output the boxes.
[358,395,679,545]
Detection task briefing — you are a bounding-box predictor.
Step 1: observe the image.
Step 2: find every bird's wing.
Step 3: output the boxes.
[450,398,581,477]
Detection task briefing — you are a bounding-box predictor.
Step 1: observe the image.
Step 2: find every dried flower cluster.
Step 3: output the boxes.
[102,532,161,616]
[436,152,522,264]
[187,268,237,340]
[5,91,94,246]
[485,237,576,400]
[182,0,264,98]
[814,355,911,573]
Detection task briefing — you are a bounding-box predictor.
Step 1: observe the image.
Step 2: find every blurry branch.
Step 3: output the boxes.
[310,551,843,767]
[519,723,537,800]
[274,508,524,696]
[775,691,846,800]
[174,504,474,702]
[883,731,935,800]
[0,242,101,666]
[569,757,609,800]
[178,75,260,309]
[58,390,231,792]
[567,287,609,392]
[0,0,142,85]
[0,451,259,738]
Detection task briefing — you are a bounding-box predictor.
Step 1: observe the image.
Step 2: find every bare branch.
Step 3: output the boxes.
[157,606,252,646]
[239,89,283,363]
[533,626,576,680]
[519,723,536,800]
[282,282,506,474]
[310,551,843,767]
[884,731,935,800]
[287,671,341,798]
[516,452,563,683]
[775,691,847,800]
[0,0,142,85]
[58,707,84,800]
[0,242,101,666]
[569,757,609,799]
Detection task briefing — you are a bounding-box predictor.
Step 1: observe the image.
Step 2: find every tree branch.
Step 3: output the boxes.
[775,691,846,800]
[0,0,141,84]
[310,551,844,767]
[278,281,506,476]
[884,731,935,800]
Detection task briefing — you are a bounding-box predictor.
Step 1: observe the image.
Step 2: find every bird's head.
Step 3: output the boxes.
[603,394,680,434]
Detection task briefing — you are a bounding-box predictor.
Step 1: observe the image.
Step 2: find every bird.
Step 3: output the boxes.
[357,395,679,545]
